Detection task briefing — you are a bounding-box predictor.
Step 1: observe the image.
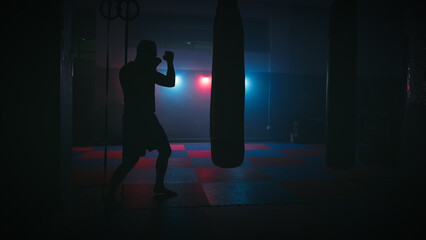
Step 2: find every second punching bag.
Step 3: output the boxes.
[210,0,245,168]
[326,0,357,169]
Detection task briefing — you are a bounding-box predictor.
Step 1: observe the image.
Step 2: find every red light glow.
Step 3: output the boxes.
[198,75,211,89]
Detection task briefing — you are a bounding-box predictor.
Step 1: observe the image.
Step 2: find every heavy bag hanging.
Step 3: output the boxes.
[326,0,357,169]
[210,0,245,168]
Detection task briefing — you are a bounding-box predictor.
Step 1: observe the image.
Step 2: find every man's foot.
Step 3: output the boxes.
[153,185,178,196]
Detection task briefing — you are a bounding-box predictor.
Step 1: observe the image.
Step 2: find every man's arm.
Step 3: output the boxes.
[155,51,175,87]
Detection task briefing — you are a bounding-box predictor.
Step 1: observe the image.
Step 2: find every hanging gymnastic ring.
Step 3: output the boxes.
[100,0,120,20]
[117,0,140,21]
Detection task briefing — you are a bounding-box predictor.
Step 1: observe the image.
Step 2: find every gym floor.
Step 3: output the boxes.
[47,143,421,239]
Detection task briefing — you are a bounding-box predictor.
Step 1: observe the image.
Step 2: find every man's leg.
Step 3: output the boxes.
[154,144,171,189]
[150,114,177,195]
[153,142,177,196]
[105,148,139,206]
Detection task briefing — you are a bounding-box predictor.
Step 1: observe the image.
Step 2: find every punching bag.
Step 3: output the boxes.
[210,0,245,168]
[326,0,357,169]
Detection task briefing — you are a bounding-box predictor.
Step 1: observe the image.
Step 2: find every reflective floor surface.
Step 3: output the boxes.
[42,143,424,239]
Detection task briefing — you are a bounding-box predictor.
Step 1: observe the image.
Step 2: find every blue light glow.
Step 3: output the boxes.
[245,77,250,90]
[175,75,181,87]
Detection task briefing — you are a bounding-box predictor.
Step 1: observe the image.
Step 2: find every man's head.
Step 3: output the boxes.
[136,40,157,59]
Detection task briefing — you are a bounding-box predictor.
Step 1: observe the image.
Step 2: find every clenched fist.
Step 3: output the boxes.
[163,51,174,62]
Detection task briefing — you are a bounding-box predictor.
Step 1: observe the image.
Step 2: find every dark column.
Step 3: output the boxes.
[397,0,426,233]
[326,0,357,169]
[210,0,245,168]
[3,0,62,236]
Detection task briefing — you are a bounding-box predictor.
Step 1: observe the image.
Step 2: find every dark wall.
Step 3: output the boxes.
[72,2,329,145]
[73,68,326,144]
[3,1,62,236]
[272,74,326,143]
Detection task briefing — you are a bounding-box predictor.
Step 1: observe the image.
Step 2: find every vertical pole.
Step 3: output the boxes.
[124,0,129,64]
[267,52,271,132]
[60,0,73,207]
[102,1,112,196]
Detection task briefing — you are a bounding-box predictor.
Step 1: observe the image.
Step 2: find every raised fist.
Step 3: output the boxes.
[163,51,174,62]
